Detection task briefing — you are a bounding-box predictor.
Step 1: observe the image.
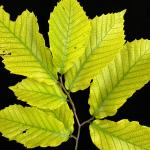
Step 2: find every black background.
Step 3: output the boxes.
[0,0,150,150]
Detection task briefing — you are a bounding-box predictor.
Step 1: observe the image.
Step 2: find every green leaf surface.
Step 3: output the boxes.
[49,0,90,74]
[65,10,125,92]
[0,7,57,85]
[45,103,74,133]
[90,119,150,150]
[0,105,70,148]
[89,39,150,119]
[10,78,67,110]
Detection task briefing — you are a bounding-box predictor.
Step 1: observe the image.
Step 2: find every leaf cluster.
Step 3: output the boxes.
[0,0,150,149]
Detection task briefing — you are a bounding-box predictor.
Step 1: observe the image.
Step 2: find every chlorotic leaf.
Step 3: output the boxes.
[9,78,67,110]
[89,39,150,119]
[49,0,90,74]
[90,119,150,150]
[0,105,70,148]
[65,10,125,92]
[0,7,57,85]
[44,103,74,133]
[0,1,150,149]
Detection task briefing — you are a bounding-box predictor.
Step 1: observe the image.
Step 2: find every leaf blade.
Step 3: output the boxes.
[49,0,90,73]
[0,7,57,84]
[90,119,150,150]
[44,103,74,133]
[89,39,150,119]
[0,105,71,148]
[65,10,125,92]
[10,78,67,110]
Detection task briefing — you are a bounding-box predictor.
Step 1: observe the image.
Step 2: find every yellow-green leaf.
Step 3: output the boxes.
[90,119,150,150]
[89,39,150,119]
[45,103,74,133]
[0,105,70,148]
[0,7,57,85]
[65,10,125,92]
[49,0,90,74]
[9,78,67,110]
